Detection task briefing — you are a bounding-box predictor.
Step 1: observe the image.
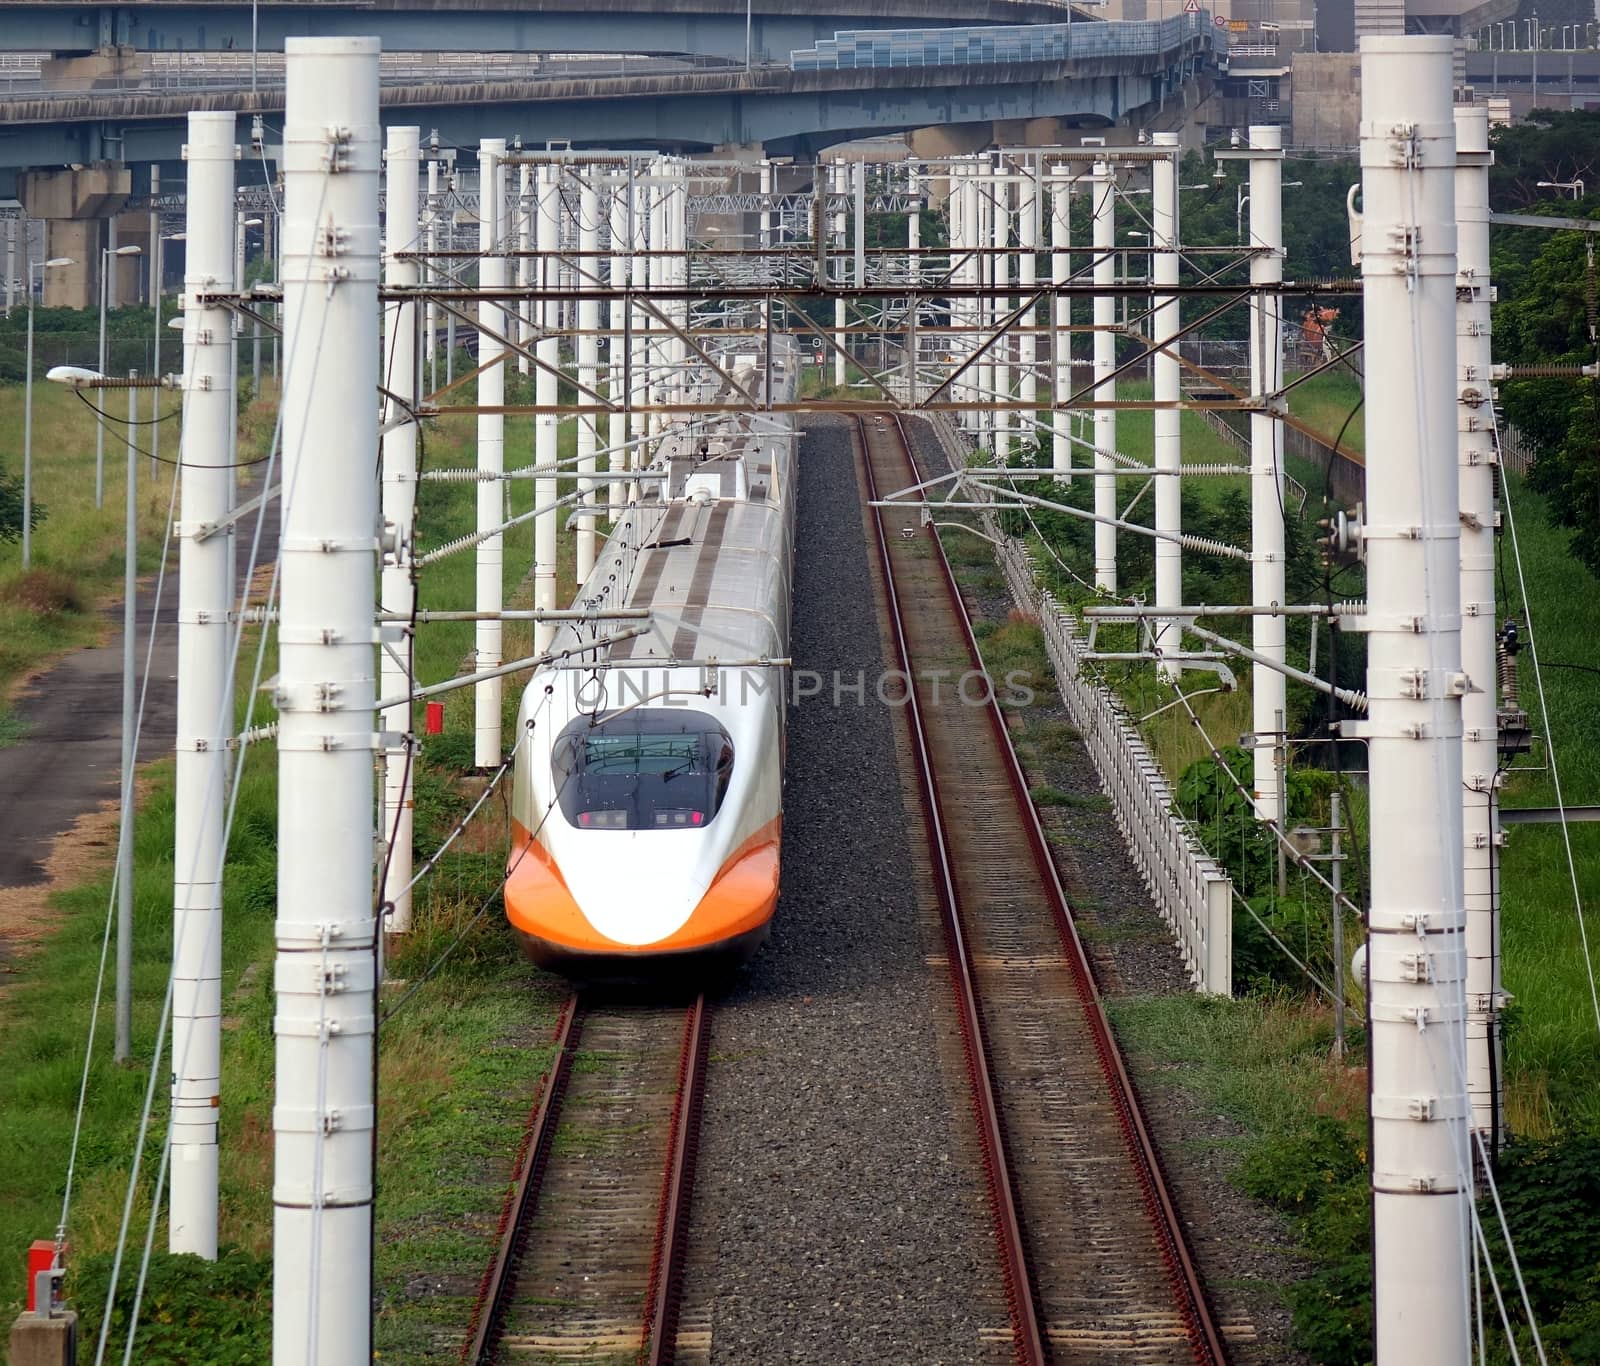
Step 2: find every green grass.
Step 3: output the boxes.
[1286,371,1365,457]
[1110,991,1362,1146]
[1494,476,1600,1137]
[0,378,183,701]
[0,376,584,1358]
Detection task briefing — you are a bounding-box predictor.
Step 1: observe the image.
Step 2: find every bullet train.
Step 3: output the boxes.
[505,339,797,977]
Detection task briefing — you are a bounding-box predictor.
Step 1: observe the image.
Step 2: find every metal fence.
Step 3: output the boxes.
[996,536,1232,994]
[1197,400,1364,504]
[927,416,1233,994]
[1498,423,1536,476]
[0,51,716,97]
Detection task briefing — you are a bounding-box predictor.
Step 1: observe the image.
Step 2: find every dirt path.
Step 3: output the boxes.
[0,484,281,978]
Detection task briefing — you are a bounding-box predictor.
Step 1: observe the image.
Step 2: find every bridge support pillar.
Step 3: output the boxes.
[39,48,144,91]
[16,161,131,309]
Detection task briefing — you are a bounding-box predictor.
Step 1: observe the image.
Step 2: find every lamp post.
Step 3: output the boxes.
[48,363,180,1063]
[95,242,143,507]
[21,256,75,570]
[234,213,262,368]
[152,232,186,477]
[1239,180,1301,240]
[1536,178,1584,198]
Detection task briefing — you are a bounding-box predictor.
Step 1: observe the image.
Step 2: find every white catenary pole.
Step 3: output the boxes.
[274,35,380,1365]
[475,138,507,768]
[115,364,137,1067]
[150,172,162,481]
[609,173,629,514]
[953,161,966,431]
[1359,36,1472,1361]
[1091,159,1118,591]
[169,109,237,1259]
[1018,158,1038,455]
[96,231,109,508]
[760,157,774,350]
[1454,102,1505,1146]
[852,157,866,304]
[1051,166,1071,481]
[426,156,439,394]
[1247,125,1287,820]
[977,161,994,455]
[949,163,966,429]
[577,169,600,585]
[1152,134,1183,681]
[833,160,847,388]
[535,164,559,654]
[907,162,920,399]
[670,162,688,411]
[648,164,666,438]
[630,168,649,473]
[381,125,420,934]
[993,160,1012,462]
[517,163,533,377]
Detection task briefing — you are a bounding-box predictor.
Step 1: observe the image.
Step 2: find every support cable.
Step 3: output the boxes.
[54,455,183,1254]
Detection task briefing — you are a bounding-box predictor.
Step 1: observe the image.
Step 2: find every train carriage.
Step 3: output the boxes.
[506,342,798,977]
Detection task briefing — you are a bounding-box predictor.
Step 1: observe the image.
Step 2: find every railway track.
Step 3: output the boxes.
[857,414,1230,1366]
[462,992,711,1365]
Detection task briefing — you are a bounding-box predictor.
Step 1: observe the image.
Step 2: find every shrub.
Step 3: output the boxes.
[1,568,82,616]
[68,1246,270,1365]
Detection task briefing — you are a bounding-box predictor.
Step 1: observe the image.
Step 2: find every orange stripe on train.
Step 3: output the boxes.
[504,818,782,955]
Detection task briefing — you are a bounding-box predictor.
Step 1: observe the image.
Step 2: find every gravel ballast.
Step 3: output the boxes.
[680,416,1010,1365]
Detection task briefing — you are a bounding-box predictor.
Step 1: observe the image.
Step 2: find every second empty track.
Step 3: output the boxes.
[859,413,1229,1366]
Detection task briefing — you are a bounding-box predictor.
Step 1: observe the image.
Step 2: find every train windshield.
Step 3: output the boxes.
[553,709,734,831]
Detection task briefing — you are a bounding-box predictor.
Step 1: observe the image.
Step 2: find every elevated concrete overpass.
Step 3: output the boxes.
[1,9,1217,305]
[0,0,1085,64]
[0,16,1217,175]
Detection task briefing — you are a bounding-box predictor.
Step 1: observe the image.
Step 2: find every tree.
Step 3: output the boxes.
[1493,211,1600,575]
[1489,110,1600,211]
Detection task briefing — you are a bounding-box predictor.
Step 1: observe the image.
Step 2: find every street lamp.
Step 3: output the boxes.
[96,242,143,508]
[47,362,178,1065]
[21,256,74,570]
[1239,181,1301,240]
[151,232,186,476]
[1537,179,1585,198]
[235,214,264,367]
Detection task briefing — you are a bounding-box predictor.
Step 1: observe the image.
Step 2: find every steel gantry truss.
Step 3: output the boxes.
[133,71,1517,1360]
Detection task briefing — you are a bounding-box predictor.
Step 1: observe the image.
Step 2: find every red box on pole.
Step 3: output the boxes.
[26,1240,55,1312]
[425,701,445,735]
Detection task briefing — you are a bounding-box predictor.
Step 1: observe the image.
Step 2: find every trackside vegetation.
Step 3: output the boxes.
[955,117,1600,1360]
[0,368,573,1360]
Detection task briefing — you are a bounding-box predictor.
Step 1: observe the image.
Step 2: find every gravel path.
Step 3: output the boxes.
[899,416,1313,1365]
[680,416,1009,1366]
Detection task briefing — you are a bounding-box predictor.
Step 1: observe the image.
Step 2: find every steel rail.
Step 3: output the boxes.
[460,991,711,1366]
[462,993,585,1365]
[642,993,712,1366]
[857,415,1049,1366]
[887,413,1230,1366]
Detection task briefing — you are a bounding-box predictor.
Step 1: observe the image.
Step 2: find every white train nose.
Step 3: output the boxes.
[559,834,714,947]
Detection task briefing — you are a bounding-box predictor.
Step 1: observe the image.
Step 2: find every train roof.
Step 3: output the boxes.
[551,349,797,672]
